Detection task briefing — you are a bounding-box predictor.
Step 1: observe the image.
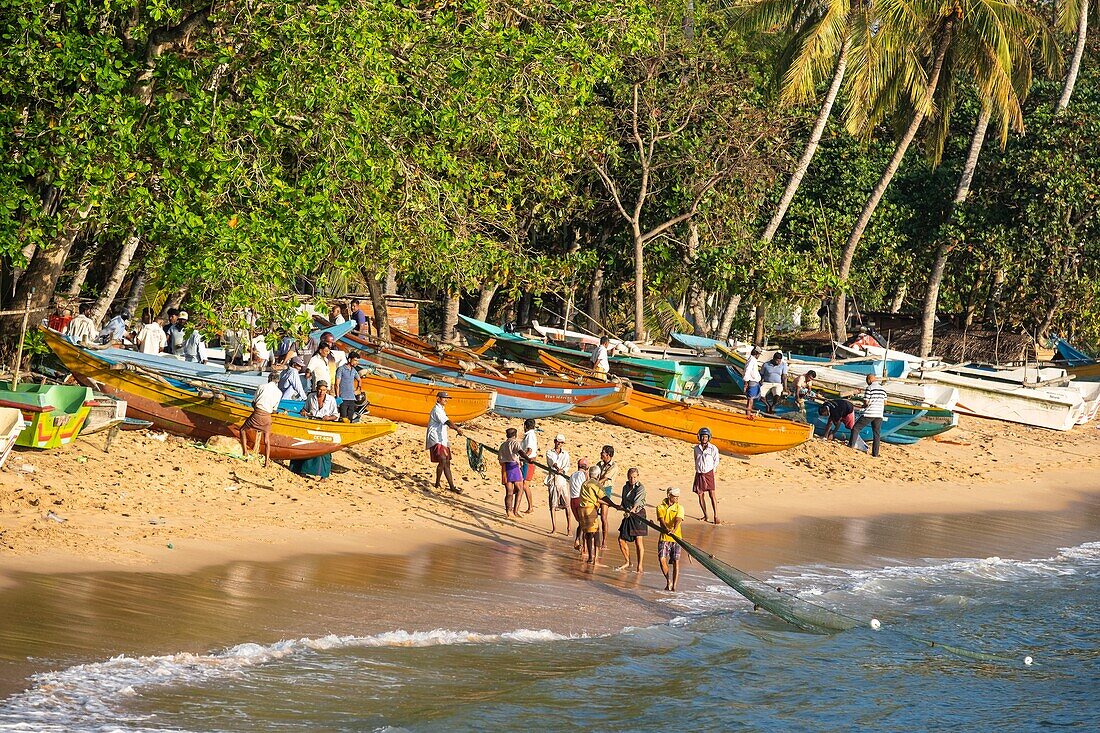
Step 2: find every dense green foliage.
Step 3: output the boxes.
[1,0,1098,348]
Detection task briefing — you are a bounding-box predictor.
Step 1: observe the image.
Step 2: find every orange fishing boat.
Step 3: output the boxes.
[45,329,396,461]
[602,389,813,456]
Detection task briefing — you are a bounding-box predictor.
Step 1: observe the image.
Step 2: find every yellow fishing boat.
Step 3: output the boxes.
[45,329,396,461]
[602,389,813,456]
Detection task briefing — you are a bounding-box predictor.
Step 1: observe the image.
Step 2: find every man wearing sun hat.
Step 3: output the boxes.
[544,433,571,535]
[427,391,464,493]
[657,487,685,591]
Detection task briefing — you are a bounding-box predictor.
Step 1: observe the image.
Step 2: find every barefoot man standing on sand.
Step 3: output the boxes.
[240,371,282,467]
[427,391,464,493]
[610,467,647,573]
[657,487,685,591]
[693,427,720,524]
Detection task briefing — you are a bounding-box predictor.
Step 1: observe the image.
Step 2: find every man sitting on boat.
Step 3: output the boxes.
[760,351,788,414]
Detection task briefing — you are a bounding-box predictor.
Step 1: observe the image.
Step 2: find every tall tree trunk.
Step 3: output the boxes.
[158,288,187,320]
[753,302,767,346]
[588,265,604,331]
[384,264,397,295]
[1037,290,1062,338]
[918,105,991,355]
[761,40,850,243]
[889,282,907,312]
[63,242,98,300]
[983,268,1005,323]
[3,202,92,340]
[633,226,646,341]
[441,289,460,343]
[834,19,956,342]
[90,232,142,324]
[474,284,497,322]
[716,293,742,340]
[517,290,532,326]
[683,0,695,42]
[1056,1,1090,112]
[365,275,390,340]
[684,221,707,332]
[124,267,147,317]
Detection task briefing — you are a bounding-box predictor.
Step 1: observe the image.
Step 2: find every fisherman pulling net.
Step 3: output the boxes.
[464,436,1032,666]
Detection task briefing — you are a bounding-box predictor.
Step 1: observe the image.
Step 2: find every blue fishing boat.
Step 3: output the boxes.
[767,398,924,445]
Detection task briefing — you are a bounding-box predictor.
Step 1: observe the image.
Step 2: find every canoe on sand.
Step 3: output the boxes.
[602,389,813,457]
[44,329,396,461]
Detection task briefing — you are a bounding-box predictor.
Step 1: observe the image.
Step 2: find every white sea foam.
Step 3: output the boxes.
[0,628,580,732]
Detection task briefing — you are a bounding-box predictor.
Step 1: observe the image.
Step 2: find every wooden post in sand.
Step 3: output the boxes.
[10,293,32,389]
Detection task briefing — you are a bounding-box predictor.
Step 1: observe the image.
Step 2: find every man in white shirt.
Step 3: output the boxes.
[64,304,97,346]
[250,333,272,369]
[307,344,336,389]
[136,316,168,355]
[99,308,130,345]
[590,336,611,375]
[849,374,888,458]
[569,457,590,551]
[240,372,282,467]
[742,346,763,419]
[693,427,721,524]
[426,391,464,493]
[519,418,539,514]
[544,433,571,535]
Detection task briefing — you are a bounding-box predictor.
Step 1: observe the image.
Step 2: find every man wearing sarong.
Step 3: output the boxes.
[544,434,571,535]
[290,380,340,479]
[743,347,763,418]
[693,427,720,524]
[426,391,464,493]
[595,445,618,549]
[240,372,282,467]
[569,457,589,551]
[611,467,647,573]
[578,466,604,564]
[497,427,526,519]
[519,418,538,514]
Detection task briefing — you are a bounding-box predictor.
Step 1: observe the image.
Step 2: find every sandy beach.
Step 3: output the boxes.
[2,413,1098,584]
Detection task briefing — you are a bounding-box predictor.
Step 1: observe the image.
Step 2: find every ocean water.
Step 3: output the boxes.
[2,540,1097,732]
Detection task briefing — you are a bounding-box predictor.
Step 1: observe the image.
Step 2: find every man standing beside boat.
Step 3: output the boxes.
[590,336,611,376]
[849,375,887,458]
[544,434,571,535]
[427,391,464,494]
[240,372,282,467]
[743,347,763,418]
[693,427,720,524]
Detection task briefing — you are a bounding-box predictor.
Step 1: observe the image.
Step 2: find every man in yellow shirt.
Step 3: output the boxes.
[656,487,685,591]
[578,466,604,564]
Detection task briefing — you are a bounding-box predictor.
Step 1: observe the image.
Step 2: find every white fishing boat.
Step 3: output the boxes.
[0,407,24,469]
[835,342,947,370]
[908,366,1090,431]
[785,363,960,411]
[82,393,128,435]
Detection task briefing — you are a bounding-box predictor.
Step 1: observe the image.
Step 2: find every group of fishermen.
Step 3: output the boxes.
[424,391,726,592]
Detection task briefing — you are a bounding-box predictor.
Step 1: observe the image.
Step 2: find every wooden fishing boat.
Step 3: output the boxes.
[0,381,92,449]
[458,315,711,398]
[86,347,495,428]
[0,407,23,468]
[765,398,924,445]
[602,389,814,456]
[82,393,128,435]
[1053,338,1100,382]
[334,326,628,417]
[44,329,396,460]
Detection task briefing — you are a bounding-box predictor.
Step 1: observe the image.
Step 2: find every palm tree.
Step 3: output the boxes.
[736,0,865,242]
[917,12,1059,355]
[831,0,1045,340]
[1056,0,1096,112]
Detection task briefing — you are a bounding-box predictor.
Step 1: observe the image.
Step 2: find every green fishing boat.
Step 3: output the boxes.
[0,382,93,449]
[456,315,711,398]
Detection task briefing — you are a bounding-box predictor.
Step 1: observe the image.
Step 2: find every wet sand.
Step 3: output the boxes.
[3,493,1098,699]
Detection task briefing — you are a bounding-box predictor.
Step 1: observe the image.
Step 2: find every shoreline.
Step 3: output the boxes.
[2,413,1099,586]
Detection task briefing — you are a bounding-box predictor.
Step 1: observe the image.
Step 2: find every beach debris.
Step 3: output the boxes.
[76,455,88,464]
[204,435,244,458]
[148,432,167,442]
[19,464,36,473]
[148,518,165,525]
[166,542,174,549]
[44,511,67,523]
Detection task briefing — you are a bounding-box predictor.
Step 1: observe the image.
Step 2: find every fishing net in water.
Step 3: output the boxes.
[645,519,1025,664]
